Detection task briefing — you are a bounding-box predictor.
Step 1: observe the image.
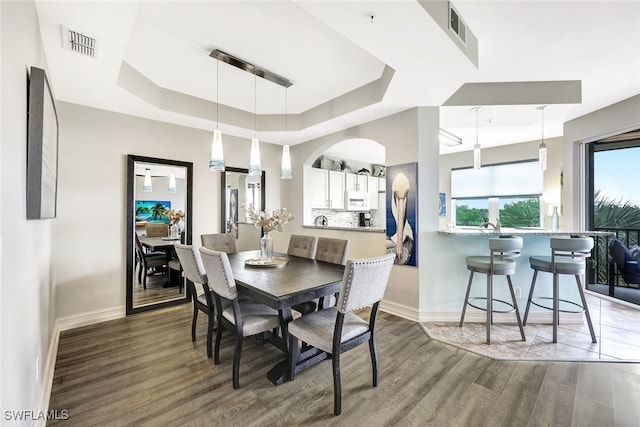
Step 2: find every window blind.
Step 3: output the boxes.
[451,160,543,198]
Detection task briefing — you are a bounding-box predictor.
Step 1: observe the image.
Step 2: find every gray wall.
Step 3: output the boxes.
[1,0,54,418]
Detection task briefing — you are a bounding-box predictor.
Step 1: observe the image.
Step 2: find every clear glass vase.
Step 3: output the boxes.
[260,232,273,262]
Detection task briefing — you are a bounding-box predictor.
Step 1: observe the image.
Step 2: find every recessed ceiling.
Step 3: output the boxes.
[34,1,640,157]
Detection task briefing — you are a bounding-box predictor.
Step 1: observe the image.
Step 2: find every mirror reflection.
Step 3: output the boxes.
[222,167,265,252]
[127,155,192,314]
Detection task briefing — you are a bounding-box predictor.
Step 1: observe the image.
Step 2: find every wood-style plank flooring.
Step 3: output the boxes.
[48,305,640,426]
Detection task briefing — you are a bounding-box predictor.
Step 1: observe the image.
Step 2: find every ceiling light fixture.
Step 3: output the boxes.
[472,107,482,170]
[439,128,462,146]
[281,88,292,180]
[168,169,177,193]
[209,58,225,172]
[248,74,262,176]
[538,105,547,171]
[143,168,152,192]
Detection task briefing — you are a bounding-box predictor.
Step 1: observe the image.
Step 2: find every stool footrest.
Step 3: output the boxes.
[529,296,585,314]
[467,297,517,314]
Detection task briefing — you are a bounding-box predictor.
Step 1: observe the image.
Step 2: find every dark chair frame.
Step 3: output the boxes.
[134,233,168,289]
[608,238,640,285]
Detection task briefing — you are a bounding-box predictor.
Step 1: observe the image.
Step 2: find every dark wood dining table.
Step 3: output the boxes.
[226,250,345,385]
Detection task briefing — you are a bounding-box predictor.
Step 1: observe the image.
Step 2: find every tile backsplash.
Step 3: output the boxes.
[311,209,362,228]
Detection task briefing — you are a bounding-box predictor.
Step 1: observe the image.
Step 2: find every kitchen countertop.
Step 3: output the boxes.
[303,224,386,233]
[439,227,614,236]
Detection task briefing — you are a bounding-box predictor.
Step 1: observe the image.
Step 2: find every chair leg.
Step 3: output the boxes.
[506,275,526,341]
[332,351,342,416]
[486,272,492,345]
[523,269,538,326]
[191,305,198,342]
[207,312,215,358]
[575,274,598,343]
[232,334,243,389]
[369,334,379,387]
[459,271,474,327]
[214,323,223,365]
[553,273,559,343]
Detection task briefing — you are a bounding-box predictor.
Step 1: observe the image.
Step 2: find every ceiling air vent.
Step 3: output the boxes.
[61,25,98,58]
[448,2,467,45]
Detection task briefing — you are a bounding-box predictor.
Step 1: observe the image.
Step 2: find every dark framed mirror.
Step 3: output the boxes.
[221,167,266,251]
[126,154,193,315]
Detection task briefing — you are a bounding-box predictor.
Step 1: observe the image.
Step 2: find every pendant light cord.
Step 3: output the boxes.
[254,74,257,137]
[216,59,219,130]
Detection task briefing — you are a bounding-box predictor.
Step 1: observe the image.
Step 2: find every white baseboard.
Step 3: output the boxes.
[56,305,125,332]
[33,306,126,426]
[380,299,584,324]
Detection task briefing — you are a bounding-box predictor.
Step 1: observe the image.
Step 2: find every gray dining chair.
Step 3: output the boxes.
[199,247,280,389]
[174,243,217,358]
[145,223,169,237]
[201,233,237,253]
[287,253,395,416]
[287,234,318,259]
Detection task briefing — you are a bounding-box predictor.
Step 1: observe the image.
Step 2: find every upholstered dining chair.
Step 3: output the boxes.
[174,243,217,358]
[287,234,318,259]
[199,247,280,389]
[134,233,168,289]
[287,253,395,416]
[292,237,351,314]
[145,223,169,237]
[201,233,237,253]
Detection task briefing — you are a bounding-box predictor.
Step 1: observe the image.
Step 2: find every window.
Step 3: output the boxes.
[451,160,543,228]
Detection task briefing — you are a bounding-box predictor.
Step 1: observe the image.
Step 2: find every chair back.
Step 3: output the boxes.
[550,236,593,258]
[287,235,318,259]
[489,236,523,259]
[199,247,238,300]
[146,223,169,237]
[336,253,395,313]
[201,233,237,253]
[315,237,350,265]
[174,243,207,285]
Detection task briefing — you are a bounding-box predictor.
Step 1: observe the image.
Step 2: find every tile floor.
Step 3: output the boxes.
[423,293,640,362]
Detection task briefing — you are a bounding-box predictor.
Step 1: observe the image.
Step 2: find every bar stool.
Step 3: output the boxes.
[459,236,526,344]
[523,236,597,343]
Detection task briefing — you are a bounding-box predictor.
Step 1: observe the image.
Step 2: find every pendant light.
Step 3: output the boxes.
[209,59,225,172]
[281,87,292,180]
[248,74,262,176]
[472,107,482,170]
[538,105,547,171]
[168,169,177,193]
[143,168,152,192]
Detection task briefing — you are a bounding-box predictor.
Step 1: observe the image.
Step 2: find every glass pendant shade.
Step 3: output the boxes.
[281,145,292,179]
[143,168,152,192]
[248,137,262,176]
[473,143,481,170]
[168,170,177,193]
[209,129,225,172]
[539,142,547,171]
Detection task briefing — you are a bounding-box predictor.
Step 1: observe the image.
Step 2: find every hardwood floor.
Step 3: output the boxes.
[48,306,640,426]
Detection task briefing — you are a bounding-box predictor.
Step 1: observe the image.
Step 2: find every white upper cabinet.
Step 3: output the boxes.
[328,171,345,209]
[305,166,328,208]
[345,173,367,192]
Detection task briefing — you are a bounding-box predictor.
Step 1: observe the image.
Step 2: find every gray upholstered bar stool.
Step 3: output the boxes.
[459,236,526,345]
[523,236,597,343]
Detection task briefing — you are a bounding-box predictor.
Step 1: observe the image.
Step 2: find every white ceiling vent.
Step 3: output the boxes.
[448,2,467,45]
[61,25,98,58]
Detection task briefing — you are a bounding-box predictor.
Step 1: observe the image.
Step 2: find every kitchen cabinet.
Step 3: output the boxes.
[345,173,367,192]
[328,171,345,209]
[368,176,379,209]
[306,166,328,208]
[378,177,386,193]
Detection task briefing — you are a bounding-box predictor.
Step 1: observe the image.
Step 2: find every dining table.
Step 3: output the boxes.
[226,250,345,386]
[139,235,182,287]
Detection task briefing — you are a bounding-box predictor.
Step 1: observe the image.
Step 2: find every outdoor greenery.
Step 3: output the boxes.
[499,198,540,228]
[455,205,488,226]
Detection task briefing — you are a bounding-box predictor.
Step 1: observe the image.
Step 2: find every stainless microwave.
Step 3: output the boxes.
[345,191,370,211]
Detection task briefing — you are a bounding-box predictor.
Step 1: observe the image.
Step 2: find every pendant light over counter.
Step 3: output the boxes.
[209,58,225,172]
[143,168,152,192]
[168,169,177,193]
[472,106,482,170]
[538,105,548,171]
[208,49,293,177]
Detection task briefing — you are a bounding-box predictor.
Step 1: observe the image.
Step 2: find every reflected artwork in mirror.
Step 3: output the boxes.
[126,155,193,315]
[221,167,265,252]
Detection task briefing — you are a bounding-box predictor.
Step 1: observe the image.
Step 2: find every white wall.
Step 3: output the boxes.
[1,0,54,421]
[54,102,282,320]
